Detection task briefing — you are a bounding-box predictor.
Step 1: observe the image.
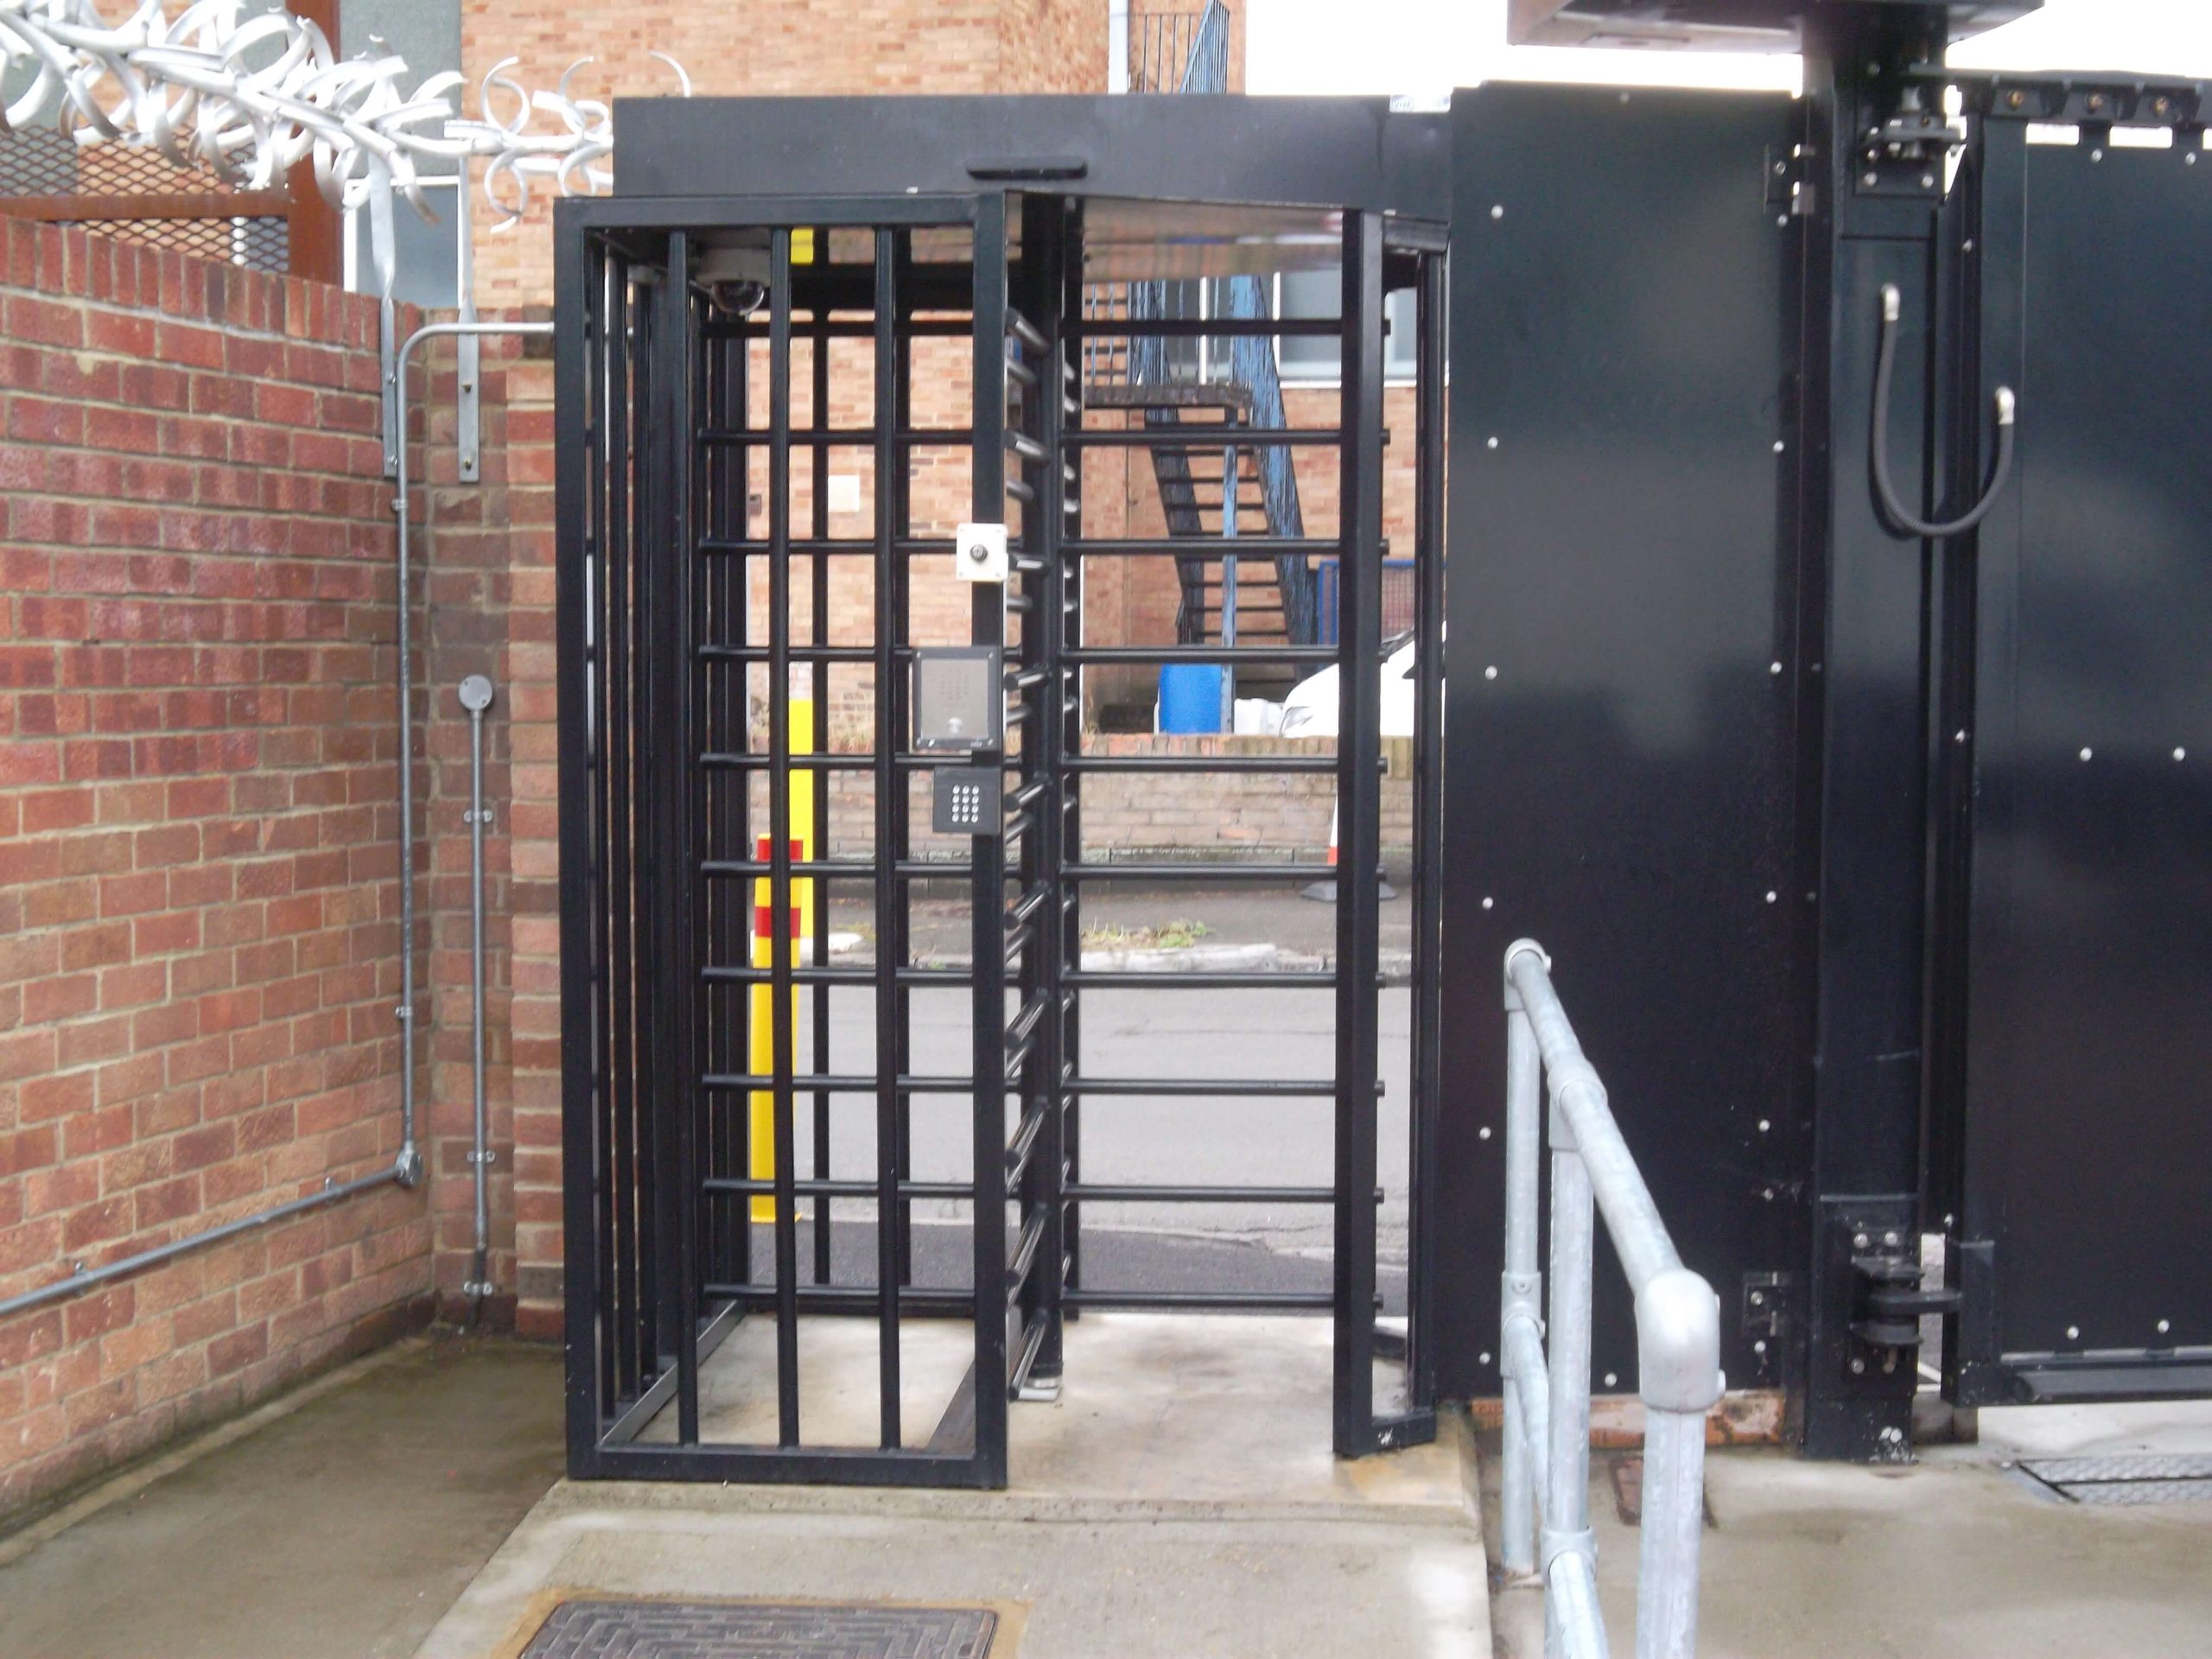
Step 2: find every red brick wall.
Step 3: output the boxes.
[0,220,435,1518]
[462,0,1116,308]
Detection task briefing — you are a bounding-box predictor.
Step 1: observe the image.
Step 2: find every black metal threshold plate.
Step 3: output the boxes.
[519,1599,998,1657]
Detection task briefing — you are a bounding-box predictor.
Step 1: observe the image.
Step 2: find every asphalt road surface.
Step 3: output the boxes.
[768,982,1417,1300]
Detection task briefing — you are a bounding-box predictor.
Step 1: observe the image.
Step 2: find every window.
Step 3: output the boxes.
[1274,270,1420,384]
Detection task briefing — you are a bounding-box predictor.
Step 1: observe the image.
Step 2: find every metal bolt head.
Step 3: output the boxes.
[2008,90,2026,110]
[1850,1357,1866,1374]
[1753,1338,1768,1354]
[2066,1325,2081,1340]
[1853,1232,1871,1250]
[1484,665,1497,680]
[1862,171,1880,188]
[1751,1290,1765,1306]
[2175,747,2188,761]
[1883,1230,1901,1248]
[2080,747,2094,761]
[1757,1118,1770,1133]
[1920,174,1936,190]
[2158,1319,2171,1334]
[1490,204,1504,220]
[2087,93,2105,112]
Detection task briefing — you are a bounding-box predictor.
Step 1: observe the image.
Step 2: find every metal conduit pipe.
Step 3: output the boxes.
[458,675,498,1306]
[390,319,554,1197]
[0,1171,403,1322]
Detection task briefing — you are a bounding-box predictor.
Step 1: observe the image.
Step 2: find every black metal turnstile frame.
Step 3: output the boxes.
[555,175,1448,1484]
[556,193,1020,1485]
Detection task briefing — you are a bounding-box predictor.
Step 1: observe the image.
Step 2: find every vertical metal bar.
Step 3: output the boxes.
[767,230,803,1448]
[1332,210,1385,1458]
[702,325,733,1295]
[1029,196,1072,1387]
[891,231,918,1291]
[1501,1003,1542,1578]
[1547,1125,1603,1658]
[554,207,603,1459]
[870,230,904,1450]
[1406,248,1447,1414]
[658,233,702,1444]
[1636,1404,1707,1659]
[810,286,834,1287]
[629,272,664,1394]
[969,192,1012,1481]
[728,329,753,1300]
[604,265,640,1405]
[584,245,619,1419]
[1058,203,1086,1323]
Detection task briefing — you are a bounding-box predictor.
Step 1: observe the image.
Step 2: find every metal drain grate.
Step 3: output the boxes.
[518,1599,997,1657]
[2018,1453,2212,1506]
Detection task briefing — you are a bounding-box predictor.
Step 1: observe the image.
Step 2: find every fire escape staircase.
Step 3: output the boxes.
[1079,1,1318,701]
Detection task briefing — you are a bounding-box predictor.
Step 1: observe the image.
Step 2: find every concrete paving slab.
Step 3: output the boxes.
[0,1333,564,1659]
[422,1314,1491,1659]
[1483,1400,2212,1659]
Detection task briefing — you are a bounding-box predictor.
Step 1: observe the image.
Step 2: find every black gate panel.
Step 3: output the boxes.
[1948,135,2212,1404]
[1438,85,1807,1400]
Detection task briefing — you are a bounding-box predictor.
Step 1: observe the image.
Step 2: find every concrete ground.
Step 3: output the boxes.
[0,1332,564,1659]
[1482,1399,2212,1659]
[7,1321,2212,1658]
[417,1313,1490,1659]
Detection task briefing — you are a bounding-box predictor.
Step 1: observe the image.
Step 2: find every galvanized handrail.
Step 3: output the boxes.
[1500,941,1723,1659]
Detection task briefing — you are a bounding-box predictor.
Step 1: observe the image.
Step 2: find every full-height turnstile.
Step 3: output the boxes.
[555,146,1448,1484]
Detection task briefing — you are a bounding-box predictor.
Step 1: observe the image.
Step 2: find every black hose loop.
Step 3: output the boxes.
[1872,283,2017,540]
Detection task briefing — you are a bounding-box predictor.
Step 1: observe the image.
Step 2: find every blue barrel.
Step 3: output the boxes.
[1157,664,1225,734]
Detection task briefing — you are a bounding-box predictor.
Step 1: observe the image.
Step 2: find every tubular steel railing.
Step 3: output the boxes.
[1500,942,1723,1659]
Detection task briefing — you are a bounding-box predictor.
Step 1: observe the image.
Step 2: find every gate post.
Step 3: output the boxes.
[1794,2,1955,1459]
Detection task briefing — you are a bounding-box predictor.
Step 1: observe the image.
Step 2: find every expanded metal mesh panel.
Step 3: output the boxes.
[75,213,289,270]
[0,128,289,271]
[0,127,77,194]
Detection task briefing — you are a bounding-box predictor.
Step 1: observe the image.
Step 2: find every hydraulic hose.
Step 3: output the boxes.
[1872,283,2017,539]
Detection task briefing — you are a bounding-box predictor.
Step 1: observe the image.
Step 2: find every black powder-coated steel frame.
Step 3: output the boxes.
[1938,113,2212,1409]
[558,193,1019,1486]
[556,181,1447,1483]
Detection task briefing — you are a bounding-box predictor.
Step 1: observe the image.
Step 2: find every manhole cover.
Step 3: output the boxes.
[2017,1453,2212,1507]
[518,1599,998,1657]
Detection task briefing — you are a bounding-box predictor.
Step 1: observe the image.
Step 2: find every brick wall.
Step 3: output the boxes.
[0,220,435,1518]
[1078,734,1410,858]
[461,0,1115,307]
